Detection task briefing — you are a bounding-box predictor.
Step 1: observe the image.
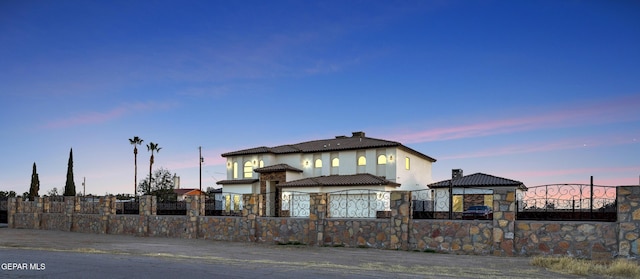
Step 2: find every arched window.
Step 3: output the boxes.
[315,159,322,168]
[405,157,410,170]
[358,156,366,166]
[377,155,387,165]
[332,157,339,167]
[259,160,264,168]
[244,161,253,178]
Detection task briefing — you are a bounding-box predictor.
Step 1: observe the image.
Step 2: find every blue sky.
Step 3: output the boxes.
[1,0,638,195]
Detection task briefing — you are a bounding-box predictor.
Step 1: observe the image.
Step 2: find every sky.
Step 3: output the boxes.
[1,0,639,196]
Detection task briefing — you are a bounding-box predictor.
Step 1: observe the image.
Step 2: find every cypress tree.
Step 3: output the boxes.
[28,162,40,201]
[63,148,76,196]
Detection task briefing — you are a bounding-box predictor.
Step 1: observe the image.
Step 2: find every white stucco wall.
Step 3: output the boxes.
[394,148,433,191]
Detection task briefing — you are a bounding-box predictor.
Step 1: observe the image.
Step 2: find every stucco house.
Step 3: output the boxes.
[216,131,436,217]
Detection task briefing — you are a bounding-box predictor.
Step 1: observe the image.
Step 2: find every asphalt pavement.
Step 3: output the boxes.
[0,227,588,278]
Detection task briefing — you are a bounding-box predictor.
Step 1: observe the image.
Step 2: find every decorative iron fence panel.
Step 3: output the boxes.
[43,196,65,213]
[204,193,241,216]
[157,201,187,215]
[79,197,100,214]
[280,191,310,217]
[516,184,617,222]
[327,190,390,218]
[116,199,139,215]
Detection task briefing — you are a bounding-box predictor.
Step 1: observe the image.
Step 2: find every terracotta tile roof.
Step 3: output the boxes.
[278,173,401,188]
[221,131,436,162]
[216,179,259,185]
[254,164,303,173]
[428,173,526,189]
[173,189,203,195]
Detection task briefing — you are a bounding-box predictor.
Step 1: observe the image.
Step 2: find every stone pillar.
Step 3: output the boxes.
[242,194,261,242]
[492,187,516,256]
[138,195,156,236]
[139,195,157,216]
[309,193,327,246]
[184,195,202,239]
[390,191,411,250]
[43,197,51,213]
[33,197,43,229]
[64,196,76,231]
[99,196,116,234]
[185,194,204,217]
[7,197,16,228]
[617,186,640,258]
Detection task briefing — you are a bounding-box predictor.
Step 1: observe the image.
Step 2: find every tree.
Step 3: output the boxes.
[63,148,76,196]
[129,136,143,197]
[0,191,17,199]
[138,168,176,202]
[48,187,60,197]
[146,142,161,191]
[28,162,40,201]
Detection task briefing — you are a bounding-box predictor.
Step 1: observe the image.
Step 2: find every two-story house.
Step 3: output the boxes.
[216,131,436,217]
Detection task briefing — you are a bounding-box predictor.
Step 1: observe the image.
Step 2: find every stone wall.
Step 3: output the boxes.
[410,220,493,254]
[514,221,617,260]
[7,186,640,260]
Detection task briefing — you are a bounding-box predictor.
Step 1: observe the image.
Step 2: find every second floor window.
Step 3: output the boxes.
[358,156,366,166]
[244,161,253,178]
[315,159,322,168]
[377,155,387,165]
[332,157,339,167]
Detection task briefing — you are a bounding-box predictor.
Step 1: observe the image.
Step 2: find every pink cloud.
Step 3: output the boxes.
[389,94,640,144]
[440,135,637,160]
[509,166,640,187]
[43,101,178,129]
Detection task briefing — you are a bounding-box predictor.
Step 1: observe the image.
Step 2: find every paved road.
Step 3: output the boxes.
[0,228,587,278]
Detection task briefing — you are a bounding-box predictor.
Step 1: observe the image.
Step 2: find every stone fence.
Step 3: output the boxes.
[7,186,640,260]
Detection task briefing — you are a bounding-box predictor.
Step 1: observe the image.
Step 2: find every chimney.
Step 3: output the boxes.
[173,175,180,189]
[452,169,463,179]
[352,131,365,138]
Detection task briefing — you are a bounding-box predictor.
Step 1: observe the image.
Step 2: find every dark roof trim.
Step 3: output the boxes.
[254,164,303,173]
[216,179,259,185]
[220,132,436,162]
[278,173,401,188]
[428,173,526,190]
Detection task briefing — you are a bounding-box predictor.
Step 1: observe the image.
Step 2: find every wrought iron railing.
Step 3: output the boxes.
[79,197,100,214]
[516,184,617,221]
[262,191,310,217]
[116,198,139,215]
[157,201,187,215]
[412,187,494,220]
[327,189,390,218]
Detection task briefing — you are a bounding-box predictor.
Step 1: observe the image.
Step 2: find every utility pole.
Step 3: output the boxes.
[82,177,86,196]
[199,146,203,192]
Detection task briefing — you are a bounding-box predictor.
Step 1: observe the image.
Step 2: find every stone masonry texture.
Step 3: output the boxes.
[7,186,640,260]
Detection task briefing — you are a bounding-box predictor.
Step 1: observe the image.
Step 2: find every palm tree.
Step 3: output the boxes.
[147,142,162,192]
[129,136,143,197]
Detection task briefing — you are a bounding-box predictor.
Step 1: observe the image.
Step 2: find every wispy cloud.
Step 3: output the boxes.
[389,94,640,144]
[511,166,640,186]
[43,101,178,129]
[440,135,638,160]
